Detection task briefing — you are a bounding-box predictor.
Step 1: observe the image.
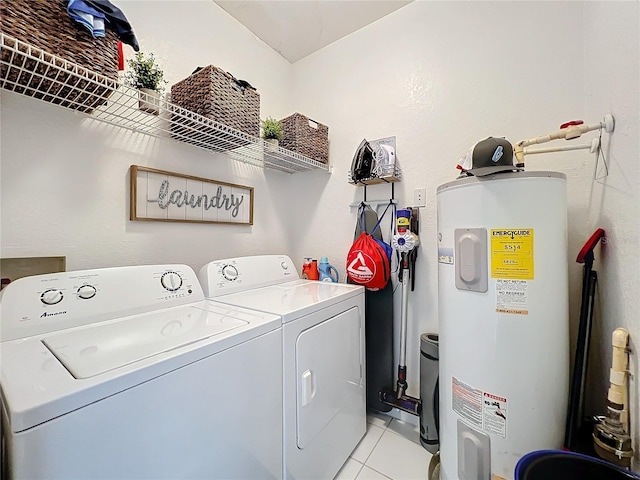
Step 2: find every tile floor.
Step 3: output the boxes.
[334,412,433,480]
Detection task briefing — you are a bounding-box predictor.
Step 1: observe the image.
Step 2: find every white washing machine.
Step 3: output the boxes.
[199,255,366,480]
[0,264,283,480]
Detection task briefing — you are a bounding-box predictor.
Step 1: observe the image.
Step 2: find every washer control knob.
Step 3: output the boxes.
[77,285,97,299]
[281,262,288,270]
[221,265,239,281]
[41,289,63,305]
[161,271,183,292]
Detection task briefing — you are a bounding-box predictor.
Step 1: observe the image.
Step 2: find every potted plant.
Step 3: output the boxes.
[261,116,283,149]
[123,52,167,115]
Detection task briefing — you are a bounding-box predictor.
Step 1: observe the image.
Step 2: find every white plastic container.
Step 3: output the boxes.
[436,171,569,480]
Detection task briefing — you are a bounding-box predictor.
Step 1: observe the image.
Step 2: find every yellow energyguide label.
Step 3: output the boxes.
[490,229,534,279]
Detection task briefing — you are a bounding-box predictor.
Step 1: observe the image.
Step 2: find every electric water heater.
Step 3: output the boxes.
[436,171,569,480]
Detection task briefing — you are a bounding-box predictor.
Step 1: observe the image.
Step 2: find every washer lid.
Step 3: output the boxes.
[42,305,247,379]
[2,300,281,433]
[214,279,363,322]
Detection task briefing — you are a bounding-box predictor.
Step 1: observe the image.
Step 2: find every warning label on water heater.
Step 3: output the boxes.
[483,392,508,438]
[452,377,483,429]
[496,279,529,315]
[490,229,534,280]
[453,377,509,438]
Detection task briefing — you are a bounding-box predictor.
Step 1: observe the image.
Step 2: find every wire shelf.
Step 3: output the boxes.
[0,33,331,175]
[347,164,402,186]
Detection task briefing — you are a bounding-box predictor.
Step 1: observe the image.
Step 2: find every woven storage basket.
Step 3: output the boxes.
[170,65,260,148]
[279,113,329,164]
[0,0,119,113]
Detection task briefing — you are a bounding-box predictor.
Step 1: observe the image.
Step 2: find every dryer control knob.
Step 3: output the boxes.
[222,265,239,281]
[161,271,183,291]
[281,262,288,270]
[77,285,97,299]
[41,288,63,305]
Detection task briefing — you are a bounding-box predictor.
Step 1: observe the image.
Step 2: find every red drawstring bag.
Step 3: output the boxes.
[346,231,390,290]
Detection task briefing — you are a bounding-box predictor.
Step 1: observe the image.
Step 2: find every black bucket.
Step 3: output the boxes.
[515,450,640,480]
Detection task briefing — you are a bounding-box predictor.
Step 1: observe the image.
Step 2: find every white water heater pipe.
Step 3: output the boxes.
[609,328,630,421]
[593,327,633,466]
[436,171,569,480]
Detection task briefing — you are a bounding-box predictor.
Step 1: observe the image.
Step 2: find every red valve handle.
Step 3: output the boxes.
[560,120,584,129]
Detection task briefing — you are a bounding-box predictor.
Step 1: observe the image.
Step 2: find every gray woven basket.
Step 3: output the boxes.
[170,65,260,139]
[279,113,329,164]
[0,0,119,113]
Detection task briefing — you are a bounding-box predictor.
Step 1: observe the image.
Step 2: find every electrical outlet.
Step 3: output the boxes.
[414,188,427,207]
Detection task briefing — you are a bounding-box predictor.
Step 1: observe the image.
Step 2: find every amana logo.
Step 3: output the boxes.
[41,311,67,318]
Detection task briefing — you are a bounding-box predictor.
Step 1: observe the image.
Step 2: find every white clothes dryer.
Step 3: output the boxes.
[0,264,283,480]
[199,255,366,480]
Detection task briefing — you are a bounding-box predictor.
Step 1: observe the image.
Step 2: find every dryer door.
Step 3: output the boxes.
[295,306,363,449]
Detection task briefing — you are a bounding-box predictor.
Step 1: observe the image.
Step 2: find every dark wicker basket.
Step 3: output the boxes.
[0,0,119,113]
[170,65,260,139]
[279,113,329,164]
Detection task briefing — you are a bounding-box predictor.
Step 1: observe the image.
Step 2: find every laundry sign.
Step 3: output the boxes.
[130,165,253,225]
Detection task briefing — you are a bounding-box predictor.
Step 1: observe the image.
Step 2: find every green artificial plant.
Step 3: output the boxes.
[261,116,284,140]
[124,52,167,94]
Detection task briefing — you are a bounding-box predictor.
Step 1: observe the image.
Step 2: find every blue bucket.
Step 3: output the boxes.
[515,450,640,480]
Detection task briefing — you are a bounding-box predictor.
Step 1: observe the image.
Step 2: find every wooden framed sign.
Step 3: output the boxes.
[130,165,253,225]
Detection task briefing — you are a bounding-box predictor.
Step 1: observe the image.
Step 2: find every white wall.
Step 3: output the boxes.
[1,0,296,272]
[582,0,640,467]
[289,0,639,467]
[290,0,584,401]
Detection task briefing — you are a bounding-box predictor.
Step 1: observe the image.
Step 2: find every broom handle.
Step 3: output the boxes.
[399,254,409,368]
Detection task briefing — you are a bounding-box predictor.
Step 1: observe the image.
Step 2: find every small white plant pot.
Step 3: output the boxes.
[138,88,160,115]
[265,138,279,152]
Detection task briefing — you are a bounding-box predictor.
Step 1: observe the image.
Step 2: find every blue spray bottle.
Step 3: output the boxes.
[318,257,339,282]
